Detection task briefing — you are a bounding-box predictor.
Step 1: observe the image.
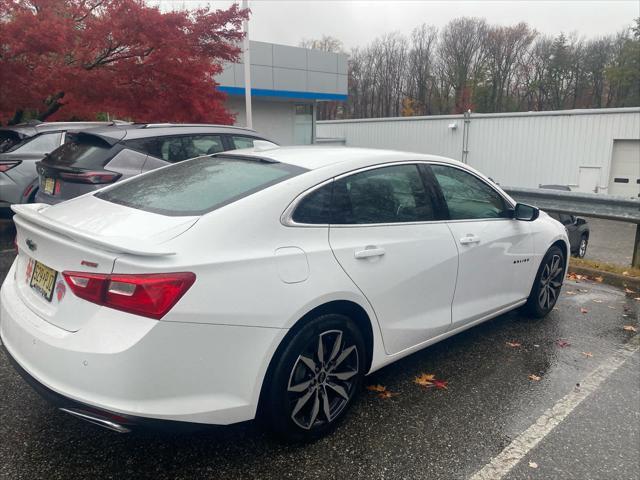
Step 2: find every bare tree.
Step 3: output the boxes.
[439,17,489,113]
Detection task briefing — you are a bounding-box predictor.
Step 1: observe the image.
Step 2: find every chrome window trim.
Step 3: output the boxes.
[280,160,515,228]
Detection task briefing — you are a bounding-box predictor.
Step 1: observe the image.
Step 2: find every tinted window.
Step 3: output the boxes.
[43,133,115,169]
[292,183,332,224]
[96,157,306,216]
[332,165,435,224]
[431,165,509,220]
[231,136,255,150]
[127,135,225,162]
[0,132,23,153]
[8,132,62,154]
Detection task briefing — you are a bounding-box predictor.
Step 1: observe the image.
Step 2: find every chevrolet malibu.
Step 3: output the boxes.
[0,147,568,440]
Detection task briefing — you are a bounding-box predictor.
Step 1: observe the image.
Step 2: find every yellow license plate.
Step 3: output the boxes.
[30,261,58,302]
[43,177,56,195]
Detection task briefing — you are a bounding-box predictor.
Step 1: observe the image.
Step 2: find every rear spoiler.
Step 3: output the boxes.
[11,204,176,256]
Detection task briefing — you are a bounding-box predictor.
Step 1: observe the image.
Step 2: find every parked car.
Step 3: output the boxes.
[35,124,277,205]
[2,147,568,440]
[540,185,590,258]
[0,121,128,209]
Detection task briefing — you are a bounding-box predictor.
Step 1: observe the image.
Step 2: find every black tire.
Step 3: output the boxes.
[576,235,588,258]
[260,313,365,442]
[524,245,566,318]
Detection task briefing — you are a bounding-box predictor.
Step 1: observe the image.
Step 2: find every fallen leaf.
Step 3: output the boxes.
[528,461,539,469]
[592,299,603,303]
[635,297,640,301]
[582,351,593,358]
[580,307,588,314]
[506,341,522,348]
[556,339,571,348]
[366,384,387,392]
[377,390,399,399]
[608,305,616,309]
[622,271,629,276]
[594,276,604,283]
[578,289,590,293]
[624,288,635,294]
[528,374,542,381]
[623,325,638,332]
[414,373,436,387]
[432,379,448,390]
[565,290,577,295]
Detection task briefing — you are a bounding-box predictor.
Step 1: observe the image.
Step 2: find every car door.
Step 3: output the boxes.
[429,164,535,328]
[327,163,459,355]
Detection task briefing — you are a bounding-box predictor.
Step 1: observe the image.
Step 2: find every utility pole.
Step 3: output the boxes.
[242,0,252,129]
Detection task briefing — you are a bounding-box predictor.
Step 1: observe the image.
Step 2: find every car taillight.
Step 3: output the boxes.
[62,271,196,319]
[58,170,121,184]
[0,161,21,172]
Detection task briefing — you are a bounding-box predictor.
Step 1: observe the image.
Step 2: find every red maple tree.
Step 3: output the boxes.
[0,0,248,124]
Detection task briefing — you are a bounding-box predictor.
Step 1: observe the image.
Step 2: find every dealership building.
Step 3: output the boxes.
[216,41,348,145]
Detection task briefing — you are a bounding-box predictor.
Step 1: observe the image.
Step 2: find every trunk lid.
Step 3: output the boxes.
[12,197,198,332]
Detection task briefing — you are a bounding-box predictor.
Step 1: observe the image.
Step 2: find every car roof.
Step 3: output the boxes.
[219,146,462,170]
[0,121,128,138]
[71,123,265,143]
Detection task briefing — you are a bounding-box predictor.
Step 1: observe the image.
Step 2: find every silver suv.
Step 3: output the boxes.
[35,124,276,205]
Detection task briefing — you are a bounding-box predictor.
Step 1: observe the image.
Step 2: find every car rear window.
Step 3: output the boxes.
[43,133,116,169]
[95,156,306,216]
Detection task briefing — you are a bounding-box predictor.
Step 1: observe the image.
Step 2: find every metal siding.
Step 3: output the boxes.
[318,109,640,191]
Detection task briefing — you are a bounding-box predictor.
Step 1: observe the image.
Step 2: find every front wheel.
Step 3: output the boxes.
[524,245,566,318]
[576,235,588,258]
[261,314,365,441]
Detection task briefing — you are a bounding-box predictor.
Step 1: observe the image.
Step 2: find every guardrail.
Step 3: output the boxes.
[503,187,640,267]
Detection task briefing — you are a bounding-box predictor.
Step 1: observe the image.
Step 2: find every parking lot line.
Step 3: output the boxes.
[469,334,640,480]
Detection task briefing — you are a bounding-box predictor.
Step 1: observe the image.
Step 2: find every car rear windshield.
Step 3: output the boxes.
[95,156,306,216]
[42,133,116,169]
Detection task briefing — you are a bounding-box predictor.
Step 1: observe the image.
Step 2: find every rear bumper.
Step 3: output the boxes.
[0,263,286,426]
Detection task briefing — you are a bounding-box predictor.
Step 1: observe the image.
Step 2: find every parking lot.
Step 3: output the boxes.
[0,245,637,480]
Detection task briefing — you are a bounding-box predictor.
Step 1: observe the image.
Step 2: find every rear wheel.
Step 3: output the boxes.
[261,314,365,441]
[525,245,565,318]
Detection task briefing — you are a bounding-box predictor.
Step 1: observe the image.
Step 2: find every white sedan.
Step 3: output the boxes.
[0,147,568,440]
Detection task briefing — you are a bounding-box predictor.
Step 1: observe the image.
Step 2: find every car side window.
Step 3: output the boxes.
[230,136,255,150]
[10,132,62,154]
[332,164,436,224]
[430,164,509,220]
[291,183,332,224]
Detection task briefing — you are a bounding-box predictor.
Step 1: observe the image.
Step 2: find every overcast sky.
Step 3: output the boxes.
[155,0,639,49]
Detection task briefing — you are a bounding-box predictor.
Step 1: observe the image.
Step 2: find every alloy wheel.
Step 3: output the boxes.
[538,254,564,310]
[287,329,359,430]
[579,239,587,258]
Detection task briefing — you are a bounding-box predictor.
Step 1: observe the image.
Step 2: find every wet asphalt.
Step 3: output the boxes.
[0,247,638,480]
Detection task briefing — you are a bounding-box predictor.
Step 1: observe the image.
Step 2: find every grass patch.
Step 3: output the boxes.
[570,257,640,278]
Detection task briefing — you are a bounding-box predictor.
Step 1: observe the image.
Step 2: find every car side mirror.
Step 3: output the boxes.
[514,203,539,221]
[576,217,586,226]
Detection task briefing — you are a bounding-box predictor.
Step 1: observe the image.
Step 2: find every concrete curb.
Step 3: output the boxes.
[568,265,640,291]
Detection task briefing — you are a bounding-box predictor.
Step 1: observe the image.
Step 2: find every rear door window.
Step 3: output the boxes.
[332,164,437,224]
[96,156,306,216]
[230,136,256,150]
[151,135,225,162]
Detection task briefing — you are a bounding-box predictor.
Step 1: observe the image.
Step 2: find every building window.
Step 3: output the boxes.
[294,103,313,145]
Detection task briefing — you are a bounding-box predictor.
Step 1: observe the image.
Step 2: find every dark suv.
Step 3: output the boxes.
[540,185,590,258]
[35,124,276,205]
[0,121,129,208]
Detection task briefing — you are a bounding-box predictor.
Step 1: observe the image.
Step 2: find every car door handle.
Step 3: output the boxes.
[459,234,481,245]
[354,247,386,259]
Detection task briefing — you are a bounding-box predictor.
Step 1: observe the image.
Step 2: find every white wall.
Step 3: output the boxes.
[226,97,298,145]
[318,108,640,192]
